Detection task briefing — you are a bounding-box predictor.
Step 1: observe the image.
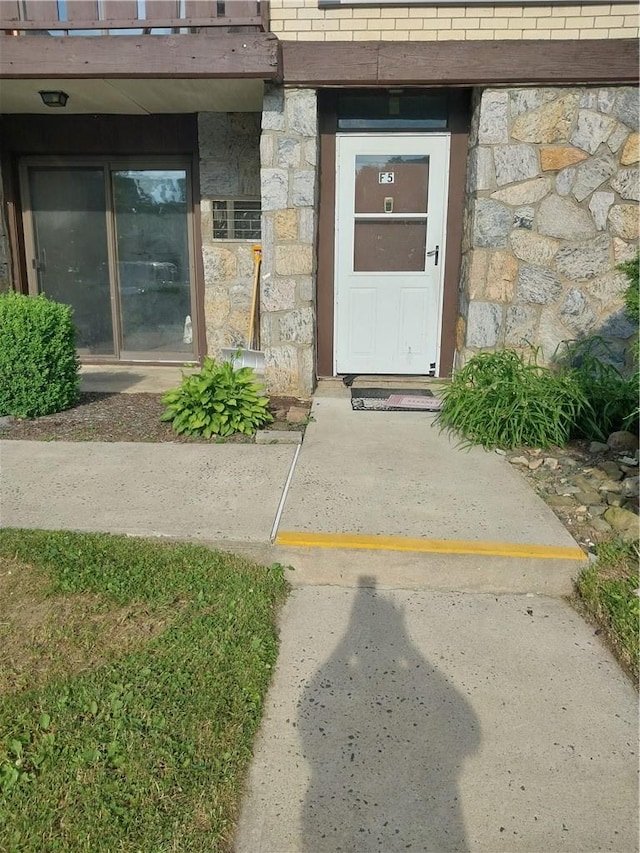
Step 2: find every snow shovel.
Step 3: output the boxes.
[222,244,265,373]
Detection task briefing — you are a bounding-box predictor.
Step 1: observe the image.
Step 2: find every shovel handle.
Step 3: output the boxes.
[247,245,262,350]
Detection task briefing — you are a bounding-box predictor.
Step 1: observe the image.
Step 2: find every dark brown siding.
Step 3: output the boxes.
[283,39,639,87]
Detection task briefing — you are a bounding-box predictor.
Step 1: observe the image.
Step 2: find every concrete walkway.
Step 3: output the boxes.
[235,584,638,853]
[272,388,585,596]
[1,383,637,852]
[0,441,295,544]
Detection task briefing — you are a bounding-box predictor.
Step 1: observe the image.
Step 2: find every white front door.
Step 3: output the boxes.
[335,134,450,375]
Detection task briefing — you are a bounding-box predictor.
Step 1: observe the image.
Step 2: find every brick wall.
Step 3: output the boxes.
[270,1,638,42]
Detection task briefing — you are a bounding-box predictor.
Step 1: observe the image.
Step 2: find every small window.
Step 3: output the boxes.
[213,199,262,240]
[337,92,448,131]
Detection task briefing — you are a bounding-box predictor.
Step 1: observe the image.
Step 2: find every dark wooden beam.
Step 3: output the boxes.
[0,17,262,29]
[0,32,279,79]
[282,39,640,87]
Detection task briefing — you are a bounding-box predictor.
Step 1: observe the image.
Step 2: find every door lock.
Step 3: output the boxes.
[427,245,439,266]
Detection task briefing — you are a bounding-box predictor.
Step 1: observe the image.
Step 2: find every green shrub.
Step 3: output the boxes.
[161,356,273,438]
[436,349,589,449]
[558,337,638,440]
[0,292,80,418]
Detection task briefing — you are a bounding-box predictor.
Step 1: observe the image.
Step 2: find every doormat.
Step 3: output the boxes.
[350,388,443,412]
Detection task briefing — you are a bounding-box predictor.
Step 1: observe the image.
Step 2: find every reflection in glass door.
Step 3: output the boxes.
[113,170,193,358]
[27,167,115,355]
[23,161,197,362]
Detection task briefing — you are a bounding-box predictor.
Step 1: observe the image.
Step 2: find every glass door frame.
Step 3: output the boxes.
[19,155,200,364]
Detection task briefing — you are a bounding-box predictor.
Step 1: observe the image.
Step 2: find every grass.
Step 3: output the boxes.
[0,528,288,852]
[436,349,589,449]
[576,538,639,683]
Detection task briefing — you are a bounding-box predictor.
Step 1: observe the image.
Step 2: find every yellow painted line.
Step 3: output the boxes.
[275,531,586,561]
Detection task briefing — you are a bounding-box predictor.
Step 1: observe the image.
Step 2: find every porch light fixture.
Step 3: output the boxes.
[39,90,69,108]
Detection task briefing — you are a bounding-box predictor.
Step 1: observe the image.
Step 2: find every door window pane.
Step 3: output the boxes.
[355,155,429,214]
[28,167,114,355]
[113,170,193,356]
[354,219,427,272]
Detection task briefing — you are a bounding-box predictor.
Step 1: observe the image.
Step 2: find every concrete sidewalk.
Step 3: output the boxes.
[235,584,639,853]
[0,440,295,543]
[274,390,585,595]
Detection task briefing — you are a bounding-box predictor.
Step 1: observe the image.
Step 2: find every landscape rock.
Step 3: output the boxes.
[605,493,626,507]
[598,461,624,480]
[590,518,613,533]
[598,479,623,493]
[607,431,638,452]
[543,457,559,469]
[621,476,640,498]
[589,441,609,453]
[603,506,639,537]
[546,494,576,507]
[575,491,603,505]
[509,456,530,466]
[588,505,607,517]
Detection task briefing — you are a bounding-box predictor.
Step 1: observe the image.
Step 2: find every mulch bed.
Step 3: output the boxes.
[0,393,309,444]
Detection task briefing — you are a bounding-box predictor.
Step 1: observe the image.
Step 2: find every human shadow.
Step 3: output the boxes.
[299,578,481,852]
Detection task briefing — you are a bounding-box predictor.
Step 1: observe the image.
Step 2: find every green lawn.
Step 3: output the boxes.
[0,529,288,852]
[576,538,639,683]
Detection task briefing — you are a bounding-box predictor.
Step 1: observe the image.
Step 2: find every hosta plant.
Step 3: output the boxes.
[161,356,273,438]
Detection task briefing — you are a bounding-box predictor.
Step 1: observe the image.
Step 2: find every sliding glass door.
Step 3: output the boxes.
[26,166,115,355]
[22,159,197,362]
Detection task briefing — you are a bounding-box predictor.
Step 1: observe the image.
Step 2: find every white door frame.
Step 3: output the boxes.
[333,132,450,376]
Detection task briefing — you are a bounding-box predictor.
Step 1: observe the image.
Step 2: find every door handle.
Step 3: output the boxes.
[32,249,46,272]
[427,245,439,266]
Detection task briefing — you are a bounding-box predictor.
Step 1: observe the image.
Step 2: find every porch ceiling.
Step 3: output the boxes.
[0,78,264,114]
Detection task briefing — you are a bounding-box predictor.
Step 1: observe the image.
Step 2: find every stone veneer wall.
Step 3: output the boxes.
[198,112,261,357]
[259,86,318,397]
[459,85,639,368]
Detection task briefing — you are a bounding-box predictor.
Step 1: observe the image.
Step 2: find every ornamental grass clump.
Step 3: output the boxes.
[557,336,639,440]
[0,291,79,418]
[161,355,273,438]
[436,348,589,450]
